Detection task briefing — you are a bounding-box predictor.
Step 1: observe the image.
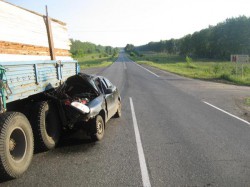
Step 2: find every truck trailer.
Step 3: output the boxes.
[0,1,79,179]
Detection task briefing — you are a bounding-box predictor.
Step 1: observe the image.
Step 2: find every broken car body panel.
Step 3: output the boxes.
[51,73,121,130]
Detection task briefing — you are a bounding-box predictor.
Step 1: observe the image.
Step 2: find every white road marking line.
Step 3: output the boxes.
[123,62,127,70]
[132,61,160,78]
[129,97,151,187]
[203,101,250,126]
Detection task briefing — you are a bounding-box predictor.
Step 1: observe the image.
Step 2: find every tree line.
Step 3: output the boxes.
[70,39,119,58]
[126,16,250,60]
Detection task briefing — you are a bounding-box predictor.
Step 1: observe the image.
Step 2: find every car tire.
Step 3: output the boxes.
[30,101,61,152]
[0,112,34,179]
[90,115,105,141]
[114,100,121,118]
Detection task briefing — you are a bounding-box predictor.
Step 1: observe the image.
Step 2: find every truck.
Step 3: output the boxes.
[0,1,79,179]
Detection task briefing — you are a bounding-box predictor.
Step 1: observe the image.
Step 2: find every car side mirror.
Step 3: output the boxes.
[105,88,113,94]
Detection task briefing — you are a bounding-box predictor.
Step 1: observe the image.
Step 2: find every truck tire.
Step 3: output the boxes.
[31,101,61,152]
[90,115,105,141]
[0,112,34,179]
[114,100,122,118]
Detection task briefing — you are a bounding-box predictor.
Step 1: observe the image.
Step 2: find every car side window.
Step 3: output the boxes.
[101,79,108,89]
[103,78,113,88]
[94,78,103,93]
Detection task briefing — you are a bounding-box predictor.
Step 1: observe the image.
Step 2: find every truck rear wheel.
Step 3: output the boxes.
[0,112,34,179]
[90,115,105,141]
[31,102,61,152]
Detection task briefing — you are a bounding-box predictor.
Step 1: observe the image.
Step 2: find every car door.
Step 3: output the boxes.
[103,78,118,116]
[100,78,116,119]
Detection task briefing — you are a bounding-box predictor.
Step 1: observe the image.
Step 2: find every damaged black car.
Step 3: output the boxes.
[44,73,121,144]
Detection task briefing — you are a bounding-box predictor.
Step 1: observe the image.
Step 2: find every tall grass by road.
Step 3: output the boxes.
[129,52,250,86]
[75,53,118,69]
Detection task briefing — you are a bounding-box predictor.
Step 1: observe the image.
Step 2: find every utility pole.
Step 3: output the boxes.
[44,5,56,60]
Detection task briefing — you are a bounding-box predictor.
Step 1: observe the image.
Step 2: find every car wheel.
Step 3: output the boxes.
[90,115,105,141]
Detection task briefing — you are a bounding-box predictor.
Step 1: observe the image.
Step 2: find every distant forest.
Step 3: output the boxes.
[70,39,119,58]
[126,16,250,60]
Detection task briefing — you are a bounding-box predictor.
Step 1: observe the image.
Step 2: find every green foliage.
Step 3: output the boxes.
[130,52,136,57]
[213,63,220,75]
[125,44,135,52]
[231,68,236,75]
[76,53,118,69]
[220,73,231,81]
[185,56,193,67]
[70,39,119,58]
[125,44,142,57]
[245,97,250,106]
[133,16,250,60]
[70,39,119,69]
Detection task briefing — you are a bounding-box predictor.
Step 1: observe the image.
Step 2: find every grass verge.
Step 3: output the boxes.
[129,52,250,86]
[245,97,250,106]
[75,53,118,69]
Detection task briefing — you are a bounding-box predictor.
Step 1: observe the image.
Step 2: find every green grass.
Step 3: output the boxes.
[74,53,118,69]
[129,52,250,86]
[245,97,250,106]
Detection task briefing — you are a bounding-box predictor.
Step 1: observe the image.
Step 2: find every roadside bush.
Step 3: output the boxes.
[186,56,193,68]
[245,97,250,106]
[231,68,237,75]
[213,64,220,75]
[130,52,135,57]
[220,73,231,81]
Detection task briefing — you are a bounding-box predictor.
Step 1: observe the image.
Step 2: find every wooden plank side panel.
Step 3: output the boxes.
[0,1,71,51]
[0,1,49,47]
[51,21,71,50]
[0,41,71,56]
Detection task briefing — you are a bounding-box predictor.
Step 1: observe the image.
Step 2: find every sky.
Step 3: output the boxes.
[6,0,250,47]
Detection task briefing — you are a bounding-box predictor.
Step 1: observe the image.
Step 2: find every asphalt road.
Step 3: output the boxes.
[1,53,250,186]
